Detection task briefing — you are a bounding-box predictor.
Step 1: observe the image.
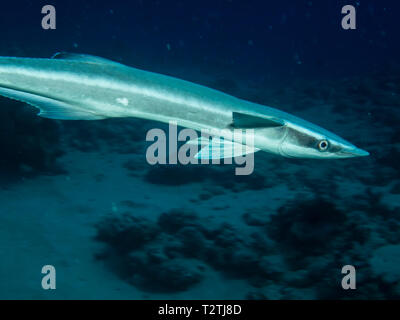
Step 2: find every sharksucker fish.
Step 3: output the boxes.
[0,52,369,159]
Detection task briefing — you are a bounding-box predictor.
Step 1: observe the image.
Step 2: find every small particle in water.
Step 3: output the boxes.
[116,97,129,106]
[166,43,171,51]
[73,43,79,48]
[111,202,118,213]
[294,53,302,65]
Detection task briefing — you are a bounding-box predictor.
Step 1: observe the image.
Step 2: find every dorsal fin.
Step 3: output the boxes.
[51,52,124,67]
[232,112,284,128]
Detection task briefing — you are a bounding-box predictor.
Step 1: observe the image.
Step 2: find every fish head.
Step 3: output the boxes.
[278,121,369,159]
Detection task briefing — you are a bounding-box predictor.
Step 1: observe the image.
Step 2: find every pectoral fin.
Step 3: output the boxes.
[232,112,284,128]
[191,138,260,160]
[184,136,210,146]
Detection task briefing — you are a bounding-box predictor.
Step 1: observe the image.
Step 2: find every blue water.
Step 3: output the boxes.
[0,0,399,299]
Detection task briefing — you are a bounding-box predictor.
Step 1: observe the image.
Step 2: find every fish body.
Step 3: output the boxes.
[0,53,369,159]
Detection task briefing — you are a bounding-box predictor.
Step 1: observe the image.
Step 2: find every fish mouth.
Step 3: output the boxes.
[338,146,370,158]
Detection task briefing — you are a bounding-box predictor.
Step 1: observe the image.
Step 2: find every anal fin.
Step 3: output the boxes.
[0,87,105,120]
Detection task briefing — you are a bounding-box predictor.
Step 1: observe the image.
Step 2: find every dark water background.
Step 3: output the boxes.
[0,0,399,299]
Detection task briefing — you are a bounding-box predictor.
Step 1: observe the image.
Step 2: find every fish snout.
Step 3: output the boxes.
[338,145,370,158]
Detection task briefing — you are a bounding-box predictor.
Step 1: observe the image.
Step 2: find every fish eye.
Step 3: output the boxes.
[318,140,329,151]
